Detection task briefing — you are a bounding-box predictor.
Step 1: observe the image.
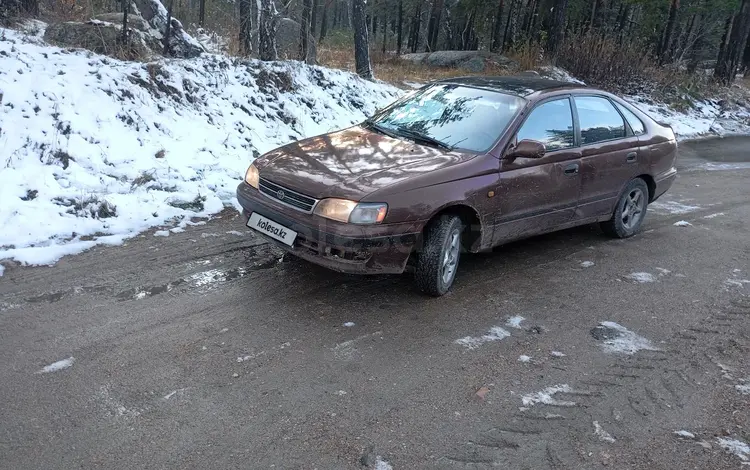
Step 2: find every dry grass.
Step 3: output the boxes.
[318,44,520,88]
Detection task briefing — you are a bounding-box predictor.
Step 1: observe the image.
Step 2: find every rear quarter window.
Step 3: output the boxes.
[614,102,646,136]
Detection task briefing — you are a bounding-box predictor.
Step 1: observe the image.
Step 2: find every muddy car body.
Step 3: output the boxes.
[237,76,678,295]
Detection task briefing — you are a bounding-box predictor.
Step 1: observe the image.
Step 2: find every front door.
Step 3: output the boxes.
[492,97,582,245]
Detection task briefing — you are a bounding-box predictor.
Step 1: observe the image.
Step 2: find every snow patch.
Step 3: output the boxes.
[650,201,701,215]
[153,230,170,237]
[37,356,75,373]
[593,421,615,443]
[455,326,511,350]
[505,315,525,329]
[521,384,576,407]
[716,437,750,463]
[703,212,725,219]
[674,430,696,439]
[673,220,692,227]
[550,351,566,358]
[736,384,750,395]
[374,457,393,470]
[0,265,4,277]
[580,261,595,268]
[0,26,400,266]
[343,322,355,327]
[655,267,671,276]
[518,355,532,363]
[226,230,245,236]
[626,272,657,283]
[725,278,750,288]
[596,321,659,355]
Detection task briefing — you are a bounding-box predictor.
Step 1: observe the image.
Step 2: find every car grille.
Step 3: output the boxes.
[258,177,317,213]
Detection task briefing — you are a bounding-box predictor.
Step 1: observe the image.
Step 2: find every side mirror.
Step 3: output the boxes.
[505,139,546,160]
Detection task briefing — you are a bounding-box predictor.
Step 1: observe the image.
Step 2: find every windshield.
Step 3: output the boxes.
[369,84,525,152]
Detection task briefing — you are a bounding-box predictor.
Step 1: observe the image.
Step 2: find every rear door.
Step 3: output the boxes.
[493,96,582,245]
[574,95,646,219]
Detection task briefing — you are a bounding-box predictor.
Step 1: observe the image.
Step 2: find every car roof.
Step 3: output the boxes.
[434,75,584,97]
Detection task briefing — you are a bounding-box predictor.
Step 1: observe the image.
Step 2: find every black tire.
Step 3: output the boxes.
[601,178,650,238]
[415,215,464,296]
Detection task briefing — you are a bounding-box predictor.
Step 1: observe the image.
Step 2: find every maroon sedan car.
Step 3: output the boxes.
[237,76,677,295]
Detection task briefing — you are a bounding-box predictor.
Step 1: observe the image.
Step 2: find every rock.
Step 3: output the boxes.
[399,50,519,73]
[275,18,317,63]
[131,0,204,58]
[44,21,151,58]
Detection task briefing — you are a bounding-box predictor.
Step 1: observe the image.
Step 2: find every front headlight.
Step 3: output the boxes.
[314,199,388,224]
[244,163,259,189]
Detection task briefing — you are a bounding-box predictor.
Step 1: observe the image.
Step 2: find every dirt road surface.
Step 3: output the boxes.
[1,137,749,469]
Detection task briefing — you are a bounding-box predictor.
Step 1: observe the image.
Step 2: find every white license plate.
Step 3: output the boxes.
[247,213,297,246]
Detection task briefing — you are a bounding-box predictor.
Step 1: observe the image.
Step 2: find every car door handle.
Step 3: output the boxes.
[564,163,579,176]
[626,152,638,163]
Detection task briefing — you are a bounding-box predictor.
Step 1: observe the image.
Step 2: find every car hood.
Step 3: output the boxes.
[256,126,477,200]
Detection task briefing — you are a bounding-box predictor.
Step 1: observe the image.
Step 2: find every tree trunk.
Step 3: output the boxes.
[122,0,129,42]
[396,0,403,53]
[659,0,679,63]
[502,0,516,51]
[198,0,205,25]
[259,0,279,61]
[409,1,423,52]
[715,0,750,83]
[310,0,319,37]
[372,13,378,45]
[299,0,312,61]
[744,30,750,70]
[319,2,329,41]
[548,0,568,55]
[382,11,388,54]
[490,0,505,52]
[164,0,173,55]
[352,0,373,79]
[239,0,253,55]
[716,15,733,73]
[332,0,339,28]
[426,0,444,51]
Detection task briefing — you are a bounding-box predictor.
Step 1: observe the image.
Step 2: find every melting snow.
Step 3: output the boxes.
[153,230,170,237]
[626,272,657,283]
[518,355,532,363]
[673,220,692,227]
[650,201,701,215]
[655,267,671,276]
[505,316,525,329]
[226,230,245,236]
[704,212,725,219]
[593,421,615,443]
[550,351,566,358]
[521,384,576,407]
[580,261,595,268]
[0,265,4,277]
[374,457,393,470]
[716,437,750,463]
[674,430,696,439]
[455,326,511,350]
[596,321,659,355]
[736,384,750,395]
[37,357,75,373]
[725,279,750,288]
[343,322,355,327]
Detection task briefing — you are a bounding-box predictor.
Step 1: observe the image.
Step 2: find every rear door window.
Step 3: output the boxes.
[574,96,627,145]
[614,102,646,135]
[516,98,575,151]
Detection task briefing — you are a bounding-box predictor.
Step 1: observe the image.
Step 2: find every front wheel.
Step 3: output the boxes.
[601,178,649,238]
[415,215,464,296]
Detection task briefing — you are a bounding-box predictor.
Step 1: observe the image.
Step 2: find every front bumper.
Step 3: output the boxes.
[236,182,420,274]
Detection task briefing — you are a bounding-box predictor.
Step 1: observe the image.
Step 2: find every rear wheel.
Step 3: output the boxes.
[601,178,649,238]
[415,215,464,296]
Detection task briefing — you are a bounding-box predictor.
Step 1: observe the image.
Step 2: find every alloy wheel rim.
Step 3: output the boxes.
[621,188,645,230]
[441,230,461,285]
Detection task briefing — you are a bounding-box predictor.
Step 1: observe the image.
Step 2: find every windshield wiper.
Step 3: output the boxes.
[393,127,454,151]
[364,120,399,139]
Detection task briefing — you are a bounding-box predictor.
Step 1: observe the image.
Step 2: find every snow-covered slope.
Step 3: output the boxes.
[0,26,400,267]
